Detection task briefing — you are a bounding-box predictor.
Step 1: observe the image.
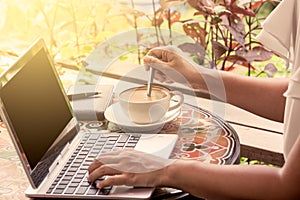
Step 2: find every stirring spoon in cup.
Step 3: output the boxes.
[147,67,155,97]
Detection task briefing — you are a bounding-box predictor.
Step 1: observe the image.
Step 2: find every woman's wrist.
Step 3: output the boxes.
[189,67,227,101]
[157,159,183,188]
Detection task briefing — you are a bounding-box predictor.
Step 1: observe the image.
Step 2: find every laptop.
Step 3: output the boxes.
[0,38,178,199]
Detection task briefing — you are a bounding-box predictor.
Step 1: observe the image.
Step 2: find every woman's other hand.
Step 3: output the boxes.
[87,149,175,189]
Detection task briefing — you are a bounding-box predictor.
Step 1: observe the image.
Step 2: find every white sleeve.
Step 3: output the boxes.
[256,0,295,59]
[257,0,300,158]
[284,67,300,98]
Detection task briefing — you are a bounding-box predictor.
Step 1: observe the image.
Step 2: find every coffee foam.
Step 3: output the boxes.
[121,87,168,103]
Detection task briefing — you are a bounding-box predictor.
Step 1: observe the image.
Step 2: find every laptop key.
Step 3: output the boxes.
[62,176,72,181]
[118,134,129,143]
[69,182,79,187]
[66,171,76,176]
[87,187,99,195]
[80,181,90,187]
[59,180,69,185]
[75,186,88,195]
[76,173,85,179]
[65,187,76,194]
[56,184,66,189]
[68,167,78,172]
[72,163,81,168]
[53,188,64,194]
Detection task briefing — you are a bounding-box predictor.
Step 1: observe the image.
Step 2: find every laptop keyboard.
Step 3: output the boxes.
[46,133,141,196]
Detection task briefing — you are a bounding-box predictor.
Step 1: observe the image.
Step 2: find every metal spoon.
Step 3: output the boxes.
[147,67,155,97]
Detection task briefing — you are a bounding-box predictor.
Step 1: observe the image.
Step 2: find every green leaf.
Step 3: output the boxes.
[119,55,128,61]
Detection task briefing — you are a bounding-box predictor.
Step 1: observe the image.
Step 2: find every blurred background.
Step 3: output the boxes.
[0,0,285,81]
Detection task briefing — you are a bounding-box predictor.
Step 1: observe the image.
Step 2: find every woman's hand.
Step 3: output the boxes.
[143,45,225,95]
[143,46,206,87]
[87,149,175,189]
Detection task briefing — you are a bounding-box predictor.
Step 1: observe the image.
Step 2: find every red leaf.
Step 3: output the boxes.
[162,10,181,24]
[250,2,263,10]
[224,65,236,71]
[263,63,278,77]
[220,14,246,45]
[183,22,207,48]
[212,41,228,59]
[226,3,256,17]
[236,46,273,62]
[152,8,164,27]
[187,0,215,11]
[224,55,248,63]
[178,42,206,55]
[222,55,256,70]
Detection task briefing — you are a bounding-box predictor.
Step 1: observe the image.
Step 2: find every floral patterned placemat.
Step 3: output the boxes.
[107,103,240,165]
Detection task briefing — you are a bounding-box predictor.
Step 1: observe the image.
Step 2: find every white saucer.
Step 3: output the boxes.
[104,102,181,133]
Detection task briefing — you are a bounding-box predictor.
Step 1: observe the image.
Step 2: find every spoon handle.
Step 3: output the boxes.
[147,67,155,96]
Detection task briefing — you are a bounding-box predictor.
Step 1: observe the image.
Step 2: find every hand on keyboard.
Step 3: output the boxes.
[87,149,175,189]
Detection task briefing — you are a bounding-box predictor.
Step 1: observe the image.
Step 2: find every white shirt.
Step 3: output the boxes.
[257,0,300,159]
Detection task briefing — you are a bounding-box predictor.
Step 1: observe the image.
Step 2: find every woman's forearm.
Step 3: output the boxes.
[189,69,288,122]
[163,160,287,199]
[221,72,287,122]
[161,135,300,199]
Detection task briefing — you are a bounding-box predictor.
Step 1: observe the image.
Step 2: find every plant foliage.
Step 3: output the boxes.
[147,0,284,77]
[0,0,287,78]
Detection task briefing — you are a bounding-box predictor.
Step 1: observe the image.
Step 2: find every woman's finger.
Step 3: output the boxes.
[88,151,122,173]
[88,164,121,183]
[88,159,104,174]
[143,55,165,70]
[96,174,130,189]
[147,45,181,60]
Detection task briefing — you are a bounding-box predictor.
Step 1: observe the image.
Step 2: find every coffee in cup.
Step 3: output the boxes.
[118,85,184,124]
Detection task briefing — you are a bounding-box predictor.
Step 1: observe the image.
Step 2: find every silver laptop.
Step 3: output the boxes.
[0,38,178,199]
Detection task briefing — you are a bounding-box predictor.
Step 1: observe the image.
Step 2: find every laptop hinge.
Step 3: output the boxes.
[48,142,70,174]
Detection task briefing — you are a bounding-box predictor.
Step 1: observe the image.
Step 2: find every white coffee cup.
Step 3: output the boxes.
[118,85,184,124]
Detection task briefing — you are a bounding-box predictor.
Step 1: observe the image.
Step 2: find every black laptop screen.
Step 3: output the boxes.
[0,40,75,187]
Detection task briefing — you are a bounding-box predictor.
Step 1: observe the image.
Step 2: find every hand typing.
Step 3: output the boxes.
[88,149,175,189]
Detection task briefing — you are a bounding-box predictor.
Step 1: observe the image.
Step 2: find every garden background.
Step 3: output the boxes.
[0,0,286,165]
